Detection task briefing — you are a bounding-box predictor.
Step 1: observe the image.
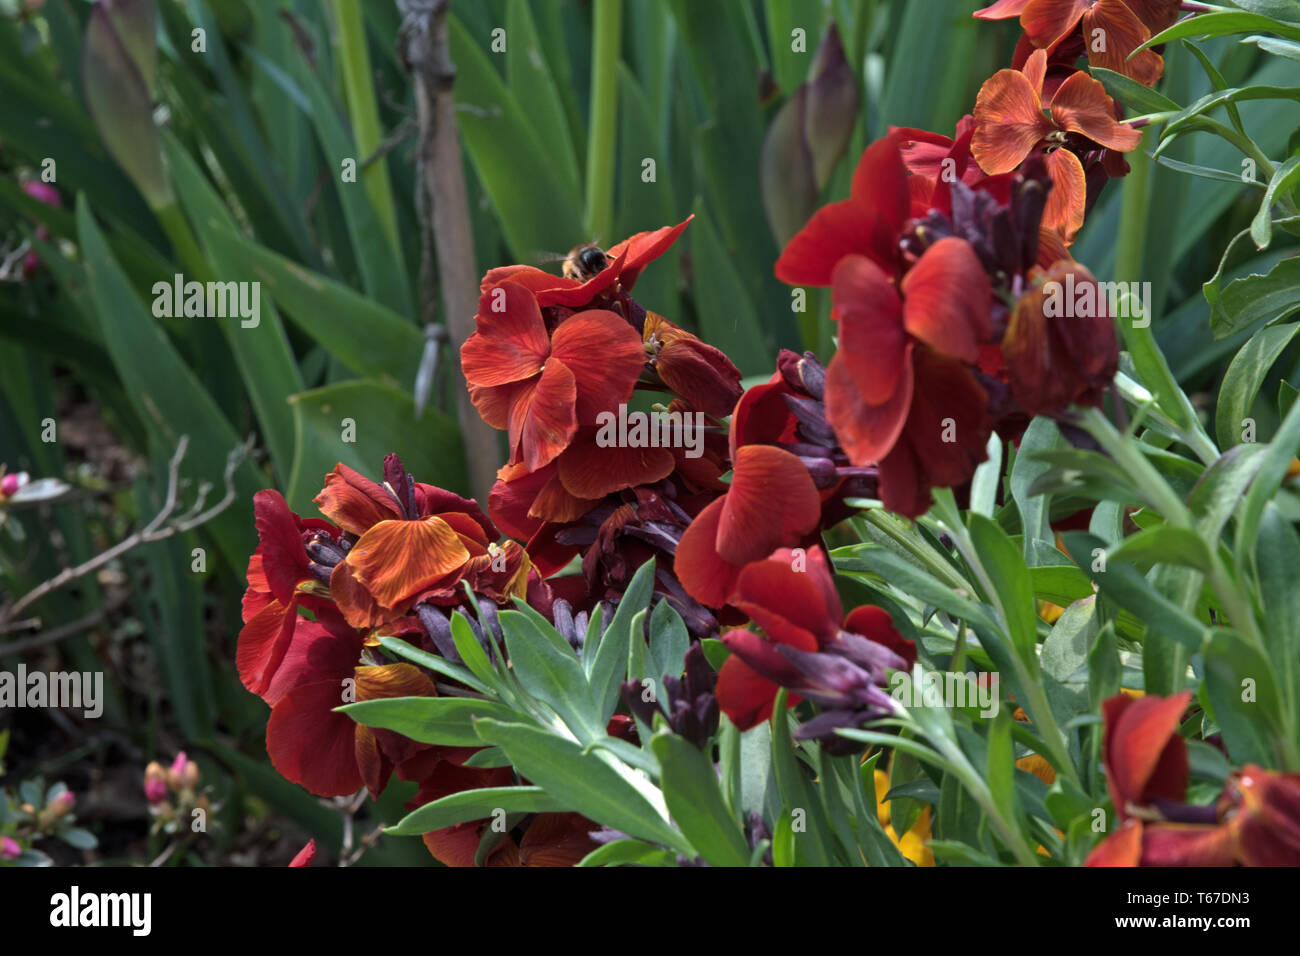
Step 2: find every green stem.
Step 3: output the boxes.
[330,0,401,255]
[584,0,621,243]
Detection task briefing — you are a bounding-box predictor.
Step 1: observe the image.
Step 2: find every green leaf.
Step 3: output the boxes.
[844,547,1001,635]
[376,636,491,696]
[75,197,258,569]
[447,15,584,259]
[588,558,656,723]
[650,731,752,866]
[451,611,510,699]
[1256,503,1300,747]
[1087,622,1122,712]
[967,514,1040,665]
[1089,67,1182,116]
[1140,11,1300,49]
[1011,418,1060,559]
[1041,596,1099,682]
[284,378,464,514]
[205,229,422,384]
[1188,444,1269,539]
[687,199,773,376]
[505,0,580,199]
[1235,368,1300,568]
[648,598,691,684]
[1216,321,1300,449]
[471,719,687,852]
[499,609,600,740]
[1244,34,1300,62]
[59,827,98,851]
[1106,526,1215,573]
[386,786,567,836]
[164,134,301,481]
[576,838,676,867]
[338,696,517,747]
[1203,629,1287,766]
[1251,155,1300,249]
[986,710,1020,832]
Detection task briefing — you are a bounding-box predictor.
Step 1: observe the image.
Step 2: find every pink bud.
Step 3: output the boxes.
[144,777,167,805]
[21,181,61,207]
[52,791,74,811]
[0,836,20,860]
[1,473,19,496]
[170,751,189,776]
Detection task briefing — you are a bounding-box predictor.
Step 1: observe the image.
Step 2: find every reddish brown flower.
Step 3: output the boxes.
[713,547,915,731]
[972,50,1141,240]
[461,282,647,472]
[642,311,743,419]
[974,0,1180,86]
[1001,260,1120,417]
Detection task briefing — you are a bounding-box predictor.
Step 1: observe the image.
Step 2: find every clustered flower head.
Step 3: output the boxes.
[143,752,210,834]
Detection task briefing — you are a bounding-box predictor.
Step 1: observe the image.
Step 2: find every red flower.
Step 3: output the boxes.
[1085,692,1300,866]
[713,547,915,730]
[974,0,1180,86]
[1001,260,1120,417]
[478,218,692,310]
[461,281,648,472]
[674,444,823,608]
[288,840,316,867]
[642,311,743,419]
[972,50,1141,240]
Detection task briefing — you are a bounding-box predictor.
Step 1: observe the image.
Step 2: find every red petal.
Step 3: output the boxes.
[488,465,555,540]
[832,254,907,405]
[237,597,298,699]
[849,134,911,236]
[288,840,316,867]
[1139,822,1238,866]
[901,238,992,363]
[1020,0,1088,48]
[716,652,794,731]
[509,361,579,471]
[901,346,992,488]
[844,605,917,668]
[775,198,896,287]
[973,0,1033,17]
[1104,690,1191,815]
[674,497,742,608]
[605,216,692,289]
[267,678,363,797]
[1083,819,1143,866]
[824,343,915,466]
[732,555,839,649]
[253,490,310,603]
[717,445,822,565]
[1083,1,1165,86]
[517,813,600,867]
[462,281,549,386]
[556,436,675,499]
[549,310,646,424]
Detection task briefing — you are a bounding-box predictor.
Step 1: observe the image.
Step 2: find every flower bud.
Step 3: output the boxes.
[0,836,20,860]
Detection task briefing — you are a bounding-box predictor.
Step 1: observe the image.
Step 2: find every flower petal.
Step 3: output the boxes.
[267,678,362,797]
[510,360,579,471]
[315,464,401,536]
[824,343,915,466]
[549,310,646,424]
[345,517,472,610]
[464,281,550,386]
[1042,147,1088,241]
[972,67,1053,175]
[831,254,907,405]
[901,237,992,363]
[1049,68,1143,151]
[1020,0,1089,49]
[605,216,692,290]
[674,497,742,608]
[717,445,822,565]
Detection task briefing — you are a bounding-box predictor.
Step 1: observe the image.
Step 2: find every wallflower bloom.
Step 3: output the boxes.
[1001,260,1119,416]
[712,546,914,735]
[1085,691,1300,866]
[972,49,1141,240]
[461,281,647,472]
[974,0,1180,86]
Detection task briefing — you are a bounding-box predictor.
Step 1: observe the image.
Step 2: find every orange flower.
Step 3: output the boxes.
[974,0,1180,86]
[972,49,1141,240]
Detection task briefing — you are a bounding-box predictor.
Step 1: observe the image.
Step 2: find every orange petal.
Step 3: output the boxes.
[345,517,471,610]
[1020,0,1088,49]
[1049,69,1143,151]
[1083,0,1165,87]
[1083,819,1143,866]
[1043,148,1088,241]
[1104,690,1191,814]
[972,68,1053,175]
[314,464,401,535]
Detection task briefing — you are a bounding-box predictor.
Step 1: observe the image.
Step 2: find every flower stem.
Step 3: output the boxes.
[584,0,622,243]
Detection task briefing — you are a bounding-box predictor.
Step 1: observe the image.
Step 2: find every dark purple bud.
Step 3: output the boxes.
[306,562,333,585]
[621,679,662,728]
[383,453,417,519]
[304,532,346,567]
[832,630,909,675]
[417,603,461,663]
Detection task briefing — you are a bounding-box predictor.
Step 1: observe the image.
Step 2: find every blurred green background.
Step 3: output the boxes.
[0,0,1294,864]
